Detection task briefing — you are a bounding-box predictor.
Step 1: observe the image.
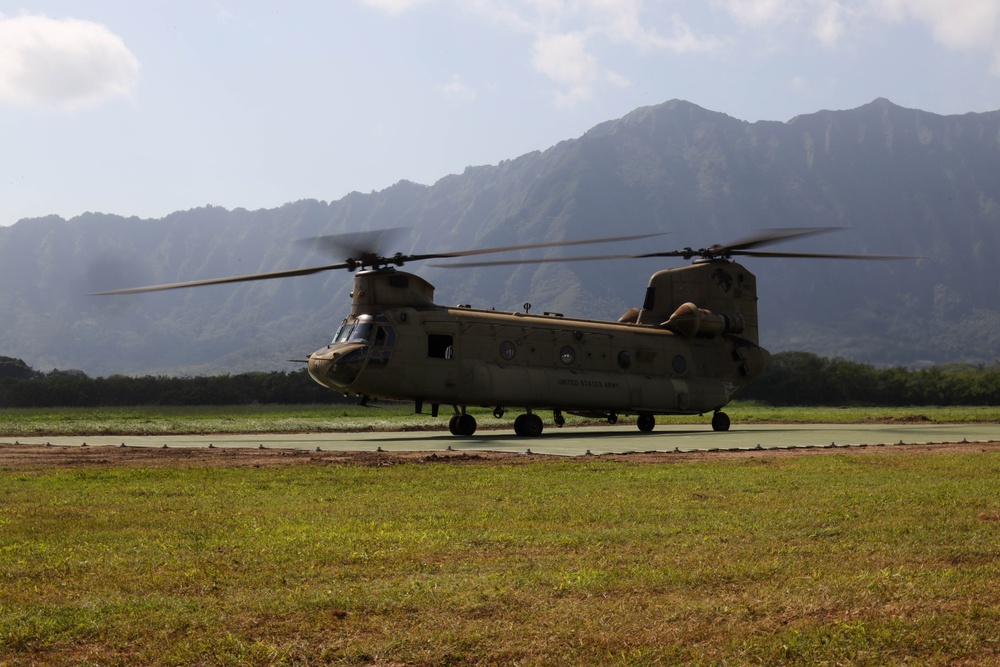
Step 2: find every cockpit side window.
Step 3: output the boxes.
[332,318,350,344]
[365,324,394,371]
[374,325,396,348]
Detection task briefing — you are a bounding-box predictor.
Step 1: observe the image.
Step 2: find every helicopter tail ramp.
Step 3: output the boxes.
[637,260,760,345]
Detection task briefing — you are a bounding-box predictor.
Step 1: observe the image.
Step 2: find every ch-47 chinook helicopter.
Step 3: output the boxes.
[96,227,909,437]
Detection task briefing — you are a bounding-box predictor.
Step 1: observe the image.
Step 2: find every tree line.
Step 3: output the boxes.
[2,352,999,408]
[0,357,341,407]
[740,351,1000,406]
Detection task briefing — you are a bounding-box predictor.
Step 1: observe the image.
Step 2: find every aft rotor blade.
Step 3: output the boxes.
[442,248,921,268]
[731,250,920,260]
[563,228,845,261]
[717,227,841,253]
[438,228,920,267]
[90,262,351,295]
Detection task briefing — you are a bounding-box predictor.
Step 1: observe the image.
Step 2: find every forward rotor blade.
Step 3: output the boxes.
[301,228,409,259]
[410,232,664,263]
[92,232,663,294]
[90,262,351,295]
[434,253,648,268]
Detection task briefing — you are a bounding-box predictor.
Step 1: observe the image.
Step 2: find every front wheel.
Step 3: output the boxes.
[449,413,477,436]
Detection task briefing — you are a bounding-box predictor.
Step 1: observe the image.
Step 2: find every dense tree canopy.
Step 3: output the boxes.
[0,356,40,380]
[2,353,998,408]
[0,363,342,407]
[741,352,1000,406]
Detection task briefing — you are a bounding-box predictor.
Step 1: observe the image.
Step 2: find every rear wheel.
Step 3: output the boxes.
[711,411,730,432]
[514,413,544,437]
[637,414,655,432]
[457,414,477,436]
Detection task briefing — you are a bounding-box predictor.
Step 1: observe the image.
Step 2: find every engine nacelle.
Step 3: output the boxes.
[662,302,745,339]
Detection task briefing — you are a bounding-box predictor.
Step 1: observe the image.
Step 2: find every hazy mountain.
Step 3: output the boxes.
[2,98,999,376]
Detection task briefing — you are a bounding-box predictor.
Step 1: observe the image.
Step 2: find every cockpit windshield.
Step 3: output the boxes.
[347,322,373,343]
[331,315,374,345]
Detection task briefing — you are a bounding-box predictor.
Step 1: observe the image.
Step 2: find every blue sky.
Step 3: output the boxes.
[3,0,1000,226]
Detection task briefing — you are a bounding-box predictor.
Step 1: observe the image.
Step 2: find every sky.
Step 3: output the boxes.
[2,0,1000,226]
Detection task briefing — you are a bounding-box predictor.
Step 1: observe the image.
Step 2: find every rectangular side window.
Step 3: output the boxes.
[428,334,454,359]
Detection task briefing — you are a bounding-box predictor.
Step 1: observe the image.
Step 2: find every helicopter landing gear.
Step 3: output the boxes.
[637,413,655,433]
[514,413,544,437]
[493,406,506,419]
[553,410,565,427]
[607,412,619,425]
[448,412,477,436]
[711,410,731,432]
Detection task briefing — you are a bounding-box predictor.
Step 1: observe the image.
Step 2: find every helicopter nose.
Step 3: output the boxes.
[308,343,369,390]
[307,350,334,388]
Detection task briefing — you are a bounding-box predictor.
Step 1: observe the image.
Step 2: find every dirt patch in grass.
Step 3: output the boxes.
[1,439,997,470]
[861,413,935,423]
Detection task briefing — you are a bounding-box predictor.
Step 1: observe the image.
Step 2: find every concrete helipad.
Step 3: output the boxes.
[4,423,998,457]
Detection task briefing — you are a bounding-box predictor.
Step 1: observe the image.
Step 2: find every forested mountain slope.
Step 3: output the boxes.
[2,98,998,375]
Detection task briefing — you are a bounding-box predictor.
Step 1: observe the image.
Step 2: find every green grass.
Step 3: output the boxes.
[2,402,998,437]
[2,452,999,665]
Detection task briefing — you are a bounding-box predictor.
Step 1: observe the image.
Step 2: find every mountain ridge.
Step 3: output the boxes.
[3,98,998,375]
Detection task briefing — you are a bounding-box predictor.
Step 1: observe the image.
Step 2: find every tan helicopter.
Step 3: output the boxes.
[96,228,907,437]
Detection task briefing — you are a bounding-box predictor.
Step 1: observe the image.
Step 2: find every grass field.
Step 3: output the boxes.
[1,444,999,665]
[2,405,998,665]
[2,402,999,437]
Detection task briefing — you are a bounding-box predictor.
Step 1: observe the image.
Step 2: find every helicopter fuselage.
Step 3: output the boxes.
[307,263,770,432]
[96,227,900,437]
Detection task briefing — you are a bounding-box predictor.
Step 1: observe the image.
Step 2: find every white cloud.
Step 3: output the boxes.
[362,0,1000,107]
[874,0,1000,71]
[724,0,802,27]
[360,0,433,16]
[532,32,600,106]
[658,14,725,55]
[811,2,850,47]
[532,32,597,87]
[0,13,140,111]
[436,74,477,103]
[362,0,720,107]
[723,0,1000,69]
